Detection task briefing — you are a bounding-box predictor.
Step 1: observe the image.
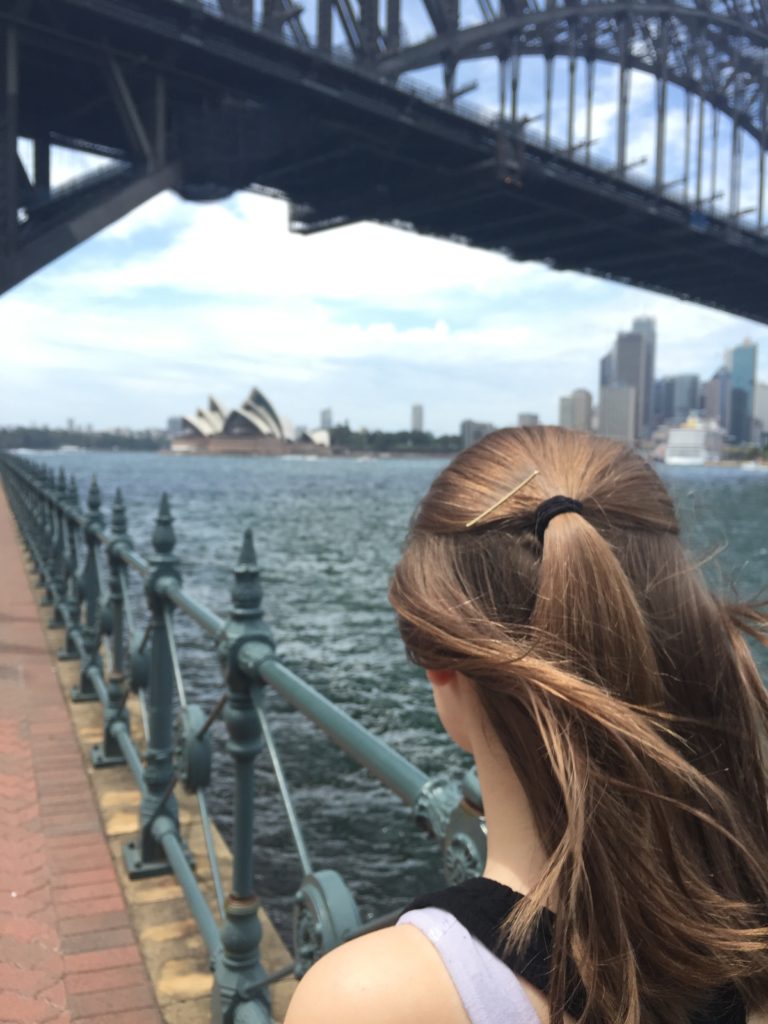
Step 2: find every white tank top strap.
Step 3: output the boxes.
[397,906,541,1024]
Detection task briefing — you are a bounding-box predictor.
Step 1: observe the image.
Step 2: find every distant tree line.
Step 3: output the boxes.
[0,427,164,452]
[330,426,461,453]
[723,442,768,461]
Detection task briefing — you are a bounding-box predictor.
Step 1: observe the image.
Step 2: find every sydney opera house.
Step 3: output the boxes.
[170,388,330,455]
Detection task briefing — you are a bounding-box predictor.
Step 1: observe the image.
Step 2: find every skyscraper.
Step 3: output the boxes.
[654,375,699,425]
[671,375,700,423]
[704,367,731,428]
[600,352,614,388]
[411,404,424,432]
[320,408,332,430]
[559,395,574,429]
[559,389,592,432]
[727,339,757,442]
[599,386,636,445]
[571,389,593,432]
[632,317,656,438]
[598,321,654,440]
[518,413,539,427]
[754,382,768,440]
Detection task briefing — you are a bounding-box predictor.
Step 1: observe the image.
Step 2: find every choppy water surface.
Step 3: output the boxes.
[25,452,768,939]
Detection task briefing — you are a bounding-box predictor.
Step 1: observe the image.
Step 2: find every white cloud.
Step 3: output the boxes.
[50,190,546,308]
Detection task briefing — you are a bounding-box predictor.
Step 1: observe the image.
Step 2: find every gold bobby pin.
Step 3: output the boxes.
[465,469,540,529]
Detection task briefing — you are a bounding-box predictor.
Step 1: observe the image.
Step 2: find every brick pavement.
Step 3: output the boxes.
[0,484,163,1024]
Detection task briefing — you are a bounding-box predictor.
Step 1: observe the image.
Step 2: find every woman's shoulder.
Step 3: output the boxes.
[283,923,471,1024]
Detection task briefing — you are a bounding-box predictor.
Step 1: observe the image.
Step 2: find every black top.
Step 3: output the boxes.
[406,877,746,1024]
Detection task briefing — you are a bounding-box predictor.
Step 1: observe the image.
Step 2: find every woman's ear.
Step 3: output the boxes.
[426,668,476,753]
[426,668,459,687]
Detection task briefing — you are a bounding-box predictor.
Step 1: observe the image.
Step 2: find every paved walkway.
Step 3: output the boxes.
[0,485,163,1024]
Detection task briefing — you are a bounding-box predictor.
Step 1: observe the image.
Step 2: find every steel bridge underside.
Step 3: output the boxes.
[1,0,767,323]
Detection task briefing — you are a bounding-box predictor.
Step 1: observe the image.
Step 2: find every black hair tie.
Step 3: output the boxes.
[533,495,583,544]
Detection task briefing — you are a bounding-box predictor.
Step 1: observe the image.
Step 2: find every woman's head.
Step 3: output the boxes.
[390,427,768,1024]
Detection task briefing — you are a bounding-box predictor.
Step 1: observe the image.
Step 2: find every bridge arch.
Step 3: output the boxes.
[373,2,767,149]
[299,0,767,225]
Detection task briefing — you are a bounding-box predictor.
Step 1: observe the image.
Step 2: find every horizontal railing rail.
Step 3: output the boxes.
[0,451,486,1024]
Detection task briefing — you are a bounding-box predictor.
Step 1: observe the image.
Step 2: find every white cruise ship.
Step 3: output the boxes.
[664,416,724,466]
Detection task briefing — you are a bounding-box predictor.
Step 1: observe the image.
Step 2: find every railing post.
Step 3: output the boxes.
[92,488,131,768]
[124,493,181,878]
[14,462,38,578]
[71,476,103,702]
[47,469,68,628]
[58,475,81,661]
[213,529,273,1024]
[39,467,56,605]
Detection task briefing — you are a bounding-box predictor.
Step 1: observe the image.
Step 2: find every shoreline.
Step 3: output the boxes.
[10,447,768,466]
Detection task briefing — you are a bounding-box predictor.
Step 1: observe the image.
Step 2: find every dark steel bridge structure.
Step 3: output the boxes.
[1,0,767,321]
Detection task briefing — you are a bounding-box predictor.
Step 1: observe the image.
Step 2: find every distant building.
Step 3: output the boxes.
[599,325,653,440]
[166,417,184,436]
[599,352,614,388]
[602,323,655,440]
[727,339,757,442]
[754,382,768,441]
[225,389,290,439]
[559,389,592,432]
[559,395,574,429]
[320,408,333,430]
[632,317,657,438]
[672,375,700,423]
[615,332,644,437]
[461,420,495,449]
[599,385,636,445]
[572,389,593,432]
[306,429,331,447]
[173,387,324,454]
[411,404,424,433]
[181,397,228,437]
[704,367,731,428]
[654,375,699,426]
[518,413,539,428]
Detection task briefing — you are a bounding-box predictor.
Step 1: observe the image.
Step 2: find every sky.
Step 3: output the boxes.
[1,22,766,437]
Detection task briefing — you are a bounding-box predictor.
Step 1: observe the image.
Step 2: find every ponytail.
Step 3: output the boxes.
[390,427,768,1024]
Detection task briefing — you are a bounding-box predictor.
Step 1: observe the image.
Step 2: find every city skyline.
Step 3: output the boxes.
[558,322,763,446]
[6,334,766,441]
[1,189,767,437]
[7,324,765,441]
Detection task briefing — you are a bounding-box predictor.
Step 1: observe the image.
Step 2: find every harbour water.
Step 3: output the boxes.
[23,451,768,938]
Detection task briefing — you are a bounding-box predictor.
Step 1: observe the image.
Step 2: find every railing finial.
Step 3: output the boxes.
[231,528,263,621]
[152,493,175,557]
[67,474,80,510]
[112,487,128,538]
[87,474,102,516]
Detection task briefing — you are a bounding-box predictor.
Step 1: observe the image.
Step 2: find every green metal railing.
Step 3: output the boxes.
[0,452,486,1024]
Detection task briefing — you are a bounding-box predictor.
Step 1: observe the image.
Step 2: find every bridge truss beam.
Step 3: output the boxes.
[292,1,768,227]
[0,8,181,294]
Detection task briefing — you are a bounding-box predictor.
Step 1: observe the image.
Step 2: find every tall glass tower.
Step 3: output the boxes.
[632,317,656,438]
[727,340,757,443]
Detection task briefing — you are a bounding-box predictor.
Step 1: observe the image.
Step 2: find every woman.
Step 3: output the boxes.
[285,427,768,1024]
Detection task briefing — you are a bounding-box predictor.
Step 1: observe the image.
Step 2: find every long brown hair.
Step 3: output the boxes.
[389,427,768,1024]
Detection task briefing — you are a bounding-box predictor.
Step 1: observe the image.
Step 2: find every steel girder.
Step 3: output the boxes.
[298,2,768,152]
[0,3,182,295]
